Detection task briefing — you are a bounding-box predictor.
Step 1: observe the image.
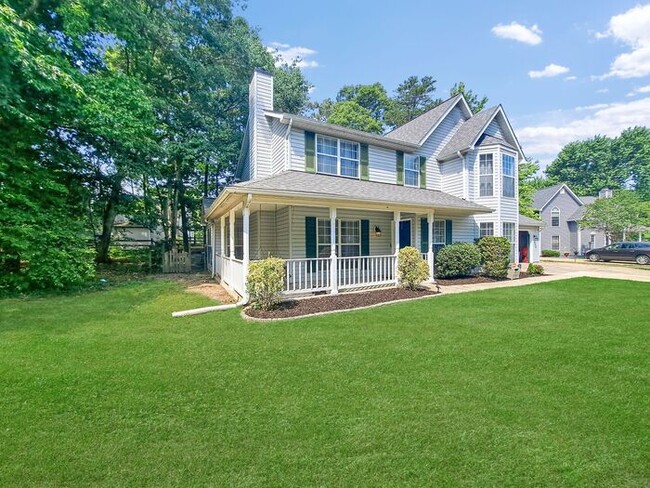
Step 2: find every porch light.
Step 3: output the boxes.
[374,226,382,238]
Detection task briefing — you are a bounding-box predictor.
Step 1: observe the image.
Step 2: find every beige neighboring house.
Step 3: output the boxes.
[205,68,533,300]
[112,216,163,248]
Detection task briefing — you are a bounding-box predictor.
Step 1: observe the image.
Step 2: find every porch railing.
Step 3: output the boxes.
[338,255,396,289]
[285,257,331,294]
[221,256,246,297]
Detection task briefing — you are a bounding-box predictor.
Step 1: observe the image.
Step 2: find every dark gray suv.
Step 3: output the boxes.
[585,241,650,265]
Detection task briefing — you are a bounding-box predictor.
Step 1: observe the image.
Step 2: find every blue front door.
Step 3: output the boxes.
[399,220,411,249]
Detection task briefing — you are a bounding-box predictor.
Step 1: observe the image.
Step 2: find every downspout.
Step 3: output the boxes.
[284,118,293,171]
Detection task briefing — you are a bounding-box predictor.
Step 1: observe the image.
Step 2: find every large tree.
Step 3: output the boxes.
[385,75,440,128]
[580,191,650,241]
[614,127,650,200]
[450,81,488,114]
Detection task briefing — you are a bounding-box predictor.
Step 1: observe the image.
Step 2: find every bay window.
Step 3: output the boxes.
[502,222,516,261]
[479,153,493,197]
[479,222,494,238]
[502,154,515,197]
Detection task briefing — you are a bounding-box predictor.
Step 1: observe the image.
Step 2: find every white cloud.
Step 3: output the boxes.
[627,84,650,96]
[267,41,319,69]
[596,88,609,94]
[491,22,542,45]
[528,64,570,79]
[518,97,650,163]
[597,4,650,78]
[565,76,577,81]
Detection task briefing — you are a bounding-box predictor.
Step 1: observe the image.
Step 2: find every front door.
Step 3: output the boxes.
[519,231,530,262]
[399,220,411,249]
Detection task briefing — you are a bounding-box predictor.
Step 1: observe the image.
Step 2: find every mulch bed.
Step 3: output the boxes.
[244,287,438,319]
[436,272,540,286]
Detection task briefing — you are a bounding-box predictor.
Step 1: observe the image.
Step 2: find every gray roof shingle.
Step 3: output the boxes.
[231,171,492,213]
[532,183,564,210]
[437,106,500,161]
[384,96,464,145]
[476,134,516,150]
[519,214,544,226]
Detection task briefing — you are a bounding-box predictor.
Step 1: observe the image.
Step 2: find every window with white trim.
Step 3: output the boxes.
[551,207,560,227]
[404,154,419,187]
[552,235,560,251]
[316,219,361,258]
[480,222,494,238]
[479,153,494,197]
[502,154,515,198]
[433,220,445,245]
[316,135,359,178]
[503,222,516,261]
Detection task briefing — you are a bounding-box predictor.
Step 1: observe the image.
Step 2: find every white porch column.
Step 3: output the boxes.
[393,211,400,284]
[427,211,435,282]
[242,204,250,301]
[577,224,582,255]
[330,207,338,295]
[229,208,235,259]
[211,223,217,277]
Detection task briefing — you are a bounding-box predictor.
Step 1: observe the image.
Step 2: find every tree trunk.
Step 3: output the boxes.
[96,182,121,263]
[180,196,190,253]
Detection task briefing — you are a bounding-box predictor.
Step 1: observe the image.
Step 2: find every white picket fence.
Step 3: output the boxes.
[163,250,191,273]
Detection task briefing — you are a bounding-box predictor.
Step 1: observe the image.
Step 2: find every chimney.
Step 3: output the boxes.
[248,68,274,179]
[598,188,613,199]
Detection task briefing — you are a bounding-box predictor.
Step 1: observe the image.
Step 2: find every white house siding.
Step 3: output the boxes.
[289,128,305,171]
[270,119,286,175]
[275,206,291,258]
[420,105,467,191]
[249,209,278,259]
[440,158,464,198]
[368,145,398,184]
[249,71,274,179]
[484,119,505,139]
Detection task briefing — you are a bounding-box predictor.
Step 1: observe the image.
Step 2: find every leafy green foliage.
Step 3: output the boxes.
[247,257,286,310]
[477,237,511,279]
[327,101,383,134]
[580,190,650,241]
[385,75,440,128]
[397,246,429,289]
[518,158,549,218]
[273,62,313,114]
[449,81,488,114]
[436,243,482,278]
[526,263,544,275]
[336,83,391,121]
[541,250,561,257]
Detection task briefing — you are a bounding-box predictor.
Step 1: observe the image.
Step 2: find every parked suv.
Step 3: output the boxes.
[585,242,650,265]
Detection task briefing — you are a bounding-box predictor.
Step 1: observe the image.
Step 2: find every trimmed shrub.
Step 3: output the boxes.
[541,249,561,257]
[397,246,429,290]
[246,257,285,310]
[477,236,511,279]
[436,243,481,278]
[527,263,544,275]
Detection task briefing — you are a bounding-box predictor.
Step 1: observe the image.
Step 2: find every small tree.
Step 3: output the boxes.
[477,237,511,279]
[436,243,481,278]
[246,257,285,311]
[397,246,429,290]
[580,191,649,242]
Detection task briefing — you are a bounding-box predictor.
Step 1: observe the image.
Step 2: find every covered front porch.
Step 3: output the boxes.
[205,172,491,300]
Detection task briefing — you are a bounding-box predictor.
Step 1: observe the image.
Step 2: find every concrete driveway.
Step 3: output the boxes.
[540,259,650,283]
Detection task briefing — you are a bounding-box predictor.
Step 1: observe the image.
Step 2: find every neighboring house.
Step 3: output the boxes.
[533,184,610,255]
[205,68,531,298]
[111,215,163,248]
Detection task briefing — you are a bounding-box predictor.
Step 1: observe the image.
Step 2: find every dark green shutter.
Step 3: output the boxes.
[305,217,317,258]
[420,217,429,253]
[445,220,453,245]
[305,131,316,173]
[396,151,404,185]
[361,220,370,256]
[360,144,369,180]
[419,156,427,189]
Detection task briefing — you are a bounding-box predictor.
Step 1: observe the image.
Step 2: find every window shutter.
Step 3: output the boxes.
[305,131,316,173]
[305,217,317,258]
[420,217,429,253]
[360,144,369,181]
[396,151,404,185]
[419,156,427,189]
[361,220,370,256]
[445,220,453,245]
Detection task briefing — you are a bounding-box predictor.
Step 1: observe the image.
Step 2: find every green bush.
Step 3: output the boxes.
[526,263,544,275]
[477,236,511,279]
[246,257,286,310]
[541,249,561,257]
[436,243,481,278]
[397,246,430,290]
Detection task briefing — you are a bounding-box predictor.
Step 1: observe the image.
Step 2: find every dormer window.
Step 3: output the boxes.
[404,155,420,187]
[479,153,494,197]
[316,135,359,178]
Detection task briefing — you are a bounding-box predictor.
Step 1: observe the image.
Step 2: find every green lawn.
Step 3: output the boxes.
[1,278,648,487]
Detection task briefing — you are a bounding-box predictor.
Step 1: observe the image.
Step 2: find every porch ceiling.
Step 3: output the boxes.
[207,171,493,219]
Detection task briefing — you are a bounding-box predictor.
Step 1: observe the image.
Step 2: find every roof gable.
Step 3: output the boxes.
[384,95,472,145]
[533,183,584,210]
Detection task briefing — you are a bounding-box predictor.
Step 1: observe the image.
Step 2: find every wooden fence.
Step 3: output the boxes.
[163,250,191,273]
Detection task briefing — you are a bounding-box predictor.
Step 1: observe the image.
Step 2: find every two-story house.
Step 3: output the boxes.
[533,183,610,255]
[205,68,533,299]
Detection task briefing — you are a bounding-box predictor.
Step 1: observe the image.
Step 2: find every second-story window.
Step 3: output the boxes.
[316,135,359,178]
[502,154,515,197]
[404,155,420,187]
[551,207,560,227]
[479,153,493,197]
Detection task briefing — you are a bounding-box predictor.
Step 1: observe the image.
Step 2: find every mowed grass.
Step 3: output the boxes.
[0,278,648,487]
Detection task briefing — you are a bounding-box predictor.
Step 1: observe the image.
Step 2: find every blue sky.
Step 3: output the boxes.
[240,1,650,169]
